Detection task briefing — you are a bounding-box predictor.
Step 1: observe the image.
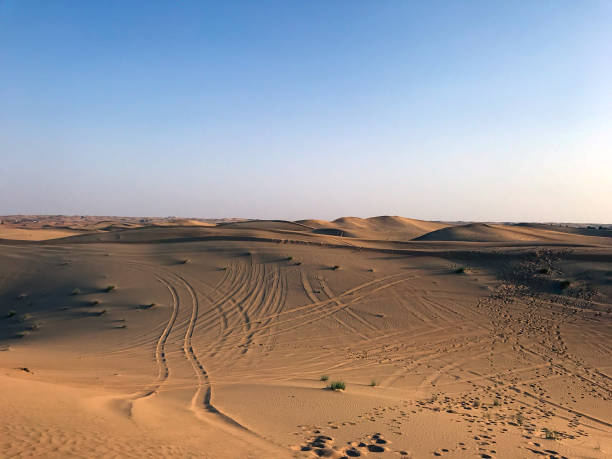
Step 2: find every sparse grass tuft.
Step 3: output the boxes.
[180,259,190,264]
[454,266,466,274]
[71,288,81,296]
[493,398,501,407]
[543,428,559,440]
[328,381,346,391]
[139,303,156,310]
[285,256,293,261]
[6,310,16,318]
[320,375,329,382]
[331,265,340,271]
[90,300,100,306]
[96,309,107,316]
[369,380,378,387]
[105,285,116,292]
[559,280,571,290]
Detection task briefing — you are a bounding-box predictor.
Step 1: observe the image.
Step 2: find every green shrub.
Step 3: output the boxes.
[105,285,116,292]
[320,375,329,382]
[71,288,81,295]
[328,381,345,391]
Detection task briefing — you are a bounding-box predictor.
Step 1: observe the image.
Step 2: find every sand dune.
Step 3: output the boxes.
[0,227,81,241]
[1,215,610,458]
[297,216,451,240]
[416,222,612,244]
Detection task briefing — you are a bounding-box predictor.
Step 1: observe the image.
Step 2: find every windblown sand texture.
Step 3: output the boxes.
[1,216,611,458]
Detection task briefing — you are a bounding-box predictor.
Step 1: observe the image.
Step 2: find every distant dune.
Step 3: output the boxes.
[0,227,81,241]
[415,222,612,244]
[297,216,451,240]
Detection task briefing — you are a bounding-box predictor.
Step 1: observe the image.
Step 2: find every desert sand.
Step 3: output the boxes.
[1,216,611,458]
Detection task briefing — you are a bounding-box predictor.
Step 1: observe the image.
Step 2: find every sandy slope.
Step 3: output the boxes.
[1,217,611,458]
[0,227,81,241]
[296,216,452,240]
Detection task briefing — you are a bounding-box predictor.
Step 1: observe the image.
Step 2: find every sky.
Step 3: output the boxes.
[1,0,611,222]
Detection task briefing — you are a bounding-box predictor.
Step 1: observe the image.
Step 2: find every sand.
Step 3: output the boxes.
[1,216,611,458]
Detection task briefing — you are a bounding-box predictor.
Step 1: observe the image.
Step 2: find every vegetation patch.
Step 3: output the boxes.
[327,381,346,391]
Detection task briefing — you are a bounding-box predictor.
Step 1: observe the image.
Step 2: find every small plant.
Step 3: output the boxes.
[454,266,466,274]
[71,288,81,295]
[538,267,549,274]
[6,310,16,318]
[331,265,340,271]
[516,412,524,425]
[180,259,190,264]
[90,300,100,306]
[285,256,293,261]
[294,261,302,266]
[543,428,559,440]
[96,309,107,316]
[139,303,156,310]
[559,280,571,290]
[367,268,375,272]
[105,285,116,292]
[369,380,378,387]
[473,399,480,408]
[327,381,346,391]
[320,375,329,382]
[493,398,501,407]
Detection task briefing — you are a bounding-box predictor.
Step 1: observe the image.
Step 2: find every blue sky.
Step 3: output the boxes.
[1,0,610,221]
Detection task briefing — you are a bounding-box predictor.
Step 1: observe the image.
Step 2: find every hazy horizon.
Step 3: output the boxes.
[1,1,611,222]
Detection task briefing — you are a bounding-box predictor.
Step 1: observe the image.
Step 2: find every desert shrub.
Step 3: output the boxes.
[543,428,559,440]
[559,280,571,290]
[71,288,81,295]
[105,285,116,292]
[369,380,378,387]
[6,310,16,318]
[454,266,466,274]
[331,265,340,271]
[328,381,345,391]
[320,375,329,382]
